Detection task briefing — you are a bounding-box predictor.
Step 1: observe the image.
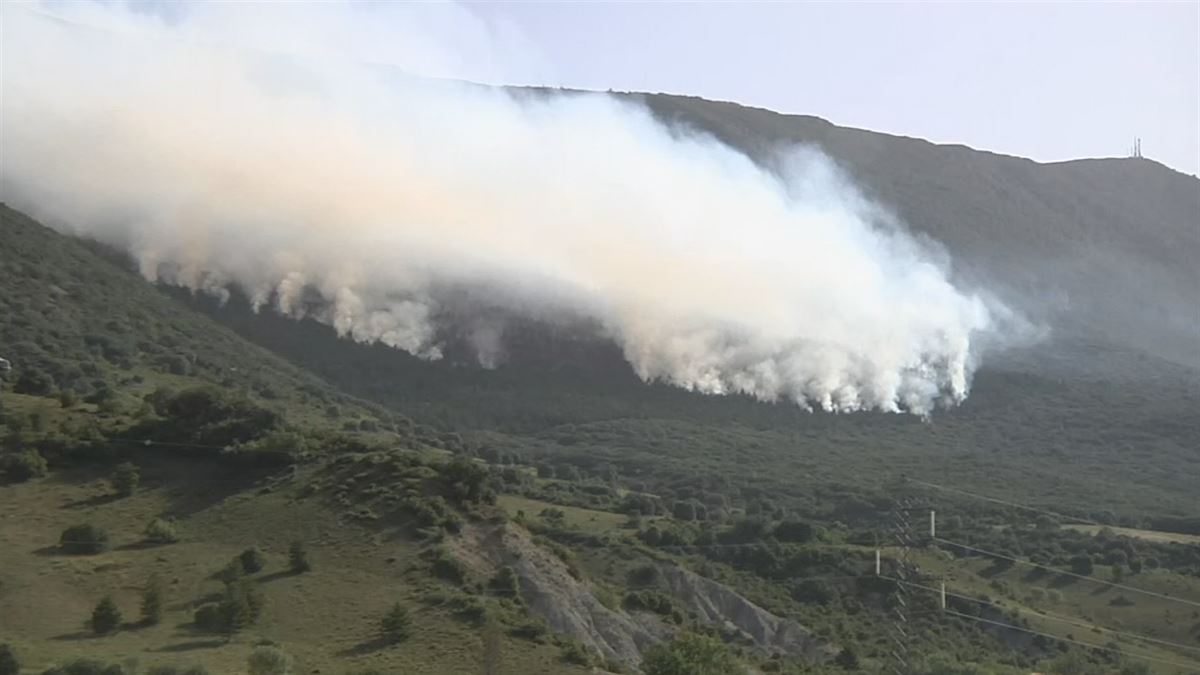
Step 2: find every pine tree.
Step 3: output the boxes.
[239,546,267,574]
[90,596,123,634]
[379,602,412,643]
[288,540,311,573]
[111,462,140,497]
[141,575,164,625]
[0,643,19,675]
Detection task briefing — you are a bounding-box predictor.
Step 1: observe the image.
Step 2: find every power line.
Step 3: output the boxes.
[934,537,1200,610]
[106,437,239,451]
[940,608,1198,672]
[471,574,863,597]
[892,576,1200,656]
[908,478,1102,526]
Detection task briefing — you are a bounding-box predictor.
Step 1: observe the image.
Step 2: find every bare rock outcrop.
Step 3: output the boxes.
[452,523,834,669]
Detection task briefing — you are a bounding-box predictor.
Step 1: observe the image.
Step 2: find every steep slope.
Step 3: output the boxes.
[0,203,394,432]
[3,201,1197,673]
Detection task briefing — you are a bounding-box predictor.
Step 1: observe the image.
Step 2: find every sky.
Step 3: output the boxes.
[458,1,1199,176]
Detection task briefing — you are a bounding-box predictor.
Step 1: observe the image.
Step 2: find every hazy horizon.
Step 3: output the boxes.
[466,2,1199,176]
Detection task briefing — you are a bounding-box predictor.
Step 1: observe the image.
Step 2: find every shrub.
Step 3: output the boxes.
[5,449,48,482]
[13,367,54,396]
[489,566,521,599]
[560,640,594,667]
[624,590,675,616]
[627,564,660,586]
[90,596,122,634]
[510,618,548,641]
[429,548,467,584]
[193,604,224,632]
[1110,594,1135,607]
[111,462,140,497]
[193,578,265,634]
[214,559,244,584]
[451,595,489,625]
[672,500,696,521]
[379,602,412,643]
[641,633,737,675]
[60,523,109,554]
[58,389,79,408]
[141,575,164,625]
[440,457,493,504]
[220,578,264,632]
[0,643,18,675]
[144,518,179,544]
[239,547,267,574]
[834,646,860,670]
[247,646,291,675]
[288,540,311,573]
[792,579,834,605]
[774,520,815,543]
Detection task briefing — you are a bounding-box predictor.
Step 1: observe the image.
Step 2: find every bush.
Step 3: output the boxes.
[221,579,265,632]
[144,518,179,544]
[440,457,493,504]
[627,564,660,586]
[510,618,548,641]
[0,643,18,675]
[239,546,267,574]
[193,579,264,634]
[451,595,489,626]
[5,449,48,482]
[247,646,291,675]
[379,602,412,643]
[58,389,79,409]
[792,579,834,605]
[111,462,140,497]
[641,633,737,675]
[623,590,676,616]
[834,646,860,670]
[774,520,815,543]
[60,523,109,554]
[141,575,164,625]
[1110,594,1135,607]
[13,367,54,396]
[193,604,224,632]
[560,640,594,667]
[214,559,244,584]
[288,540,311,573]
[489,566,521,599]
[90,596,122,634]
[429,548,468,584]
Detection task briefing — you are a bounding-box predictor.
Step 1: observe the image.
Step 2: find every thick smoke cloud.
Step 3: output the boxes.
[1,2,1008,414]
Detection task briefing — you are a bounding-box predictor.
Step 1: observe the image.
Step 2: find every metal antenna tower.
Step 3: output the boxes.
[889,496,915,674]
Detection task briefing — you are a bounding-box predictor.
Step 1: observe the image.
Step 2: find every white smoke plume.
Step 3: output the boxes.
[1,2,1009,414]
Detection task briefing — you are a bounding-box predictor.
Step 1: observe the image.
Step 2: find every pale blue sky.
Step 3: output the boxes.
[465,2,1199,176]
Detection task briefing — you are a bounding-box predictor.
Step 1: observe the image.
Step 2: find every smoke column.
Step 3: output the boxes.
[1,2,1009,414]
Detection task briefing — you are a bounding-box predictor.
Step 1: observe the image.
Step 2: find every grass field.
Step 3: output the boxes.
[911,548,1200,674]
[1063,525,1200,547]
[0,460,587,674]
[497,494,629,534]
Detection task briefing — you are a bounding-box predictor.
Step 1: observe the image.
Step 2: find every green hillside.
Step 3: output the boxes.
[2,82,1199,675]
